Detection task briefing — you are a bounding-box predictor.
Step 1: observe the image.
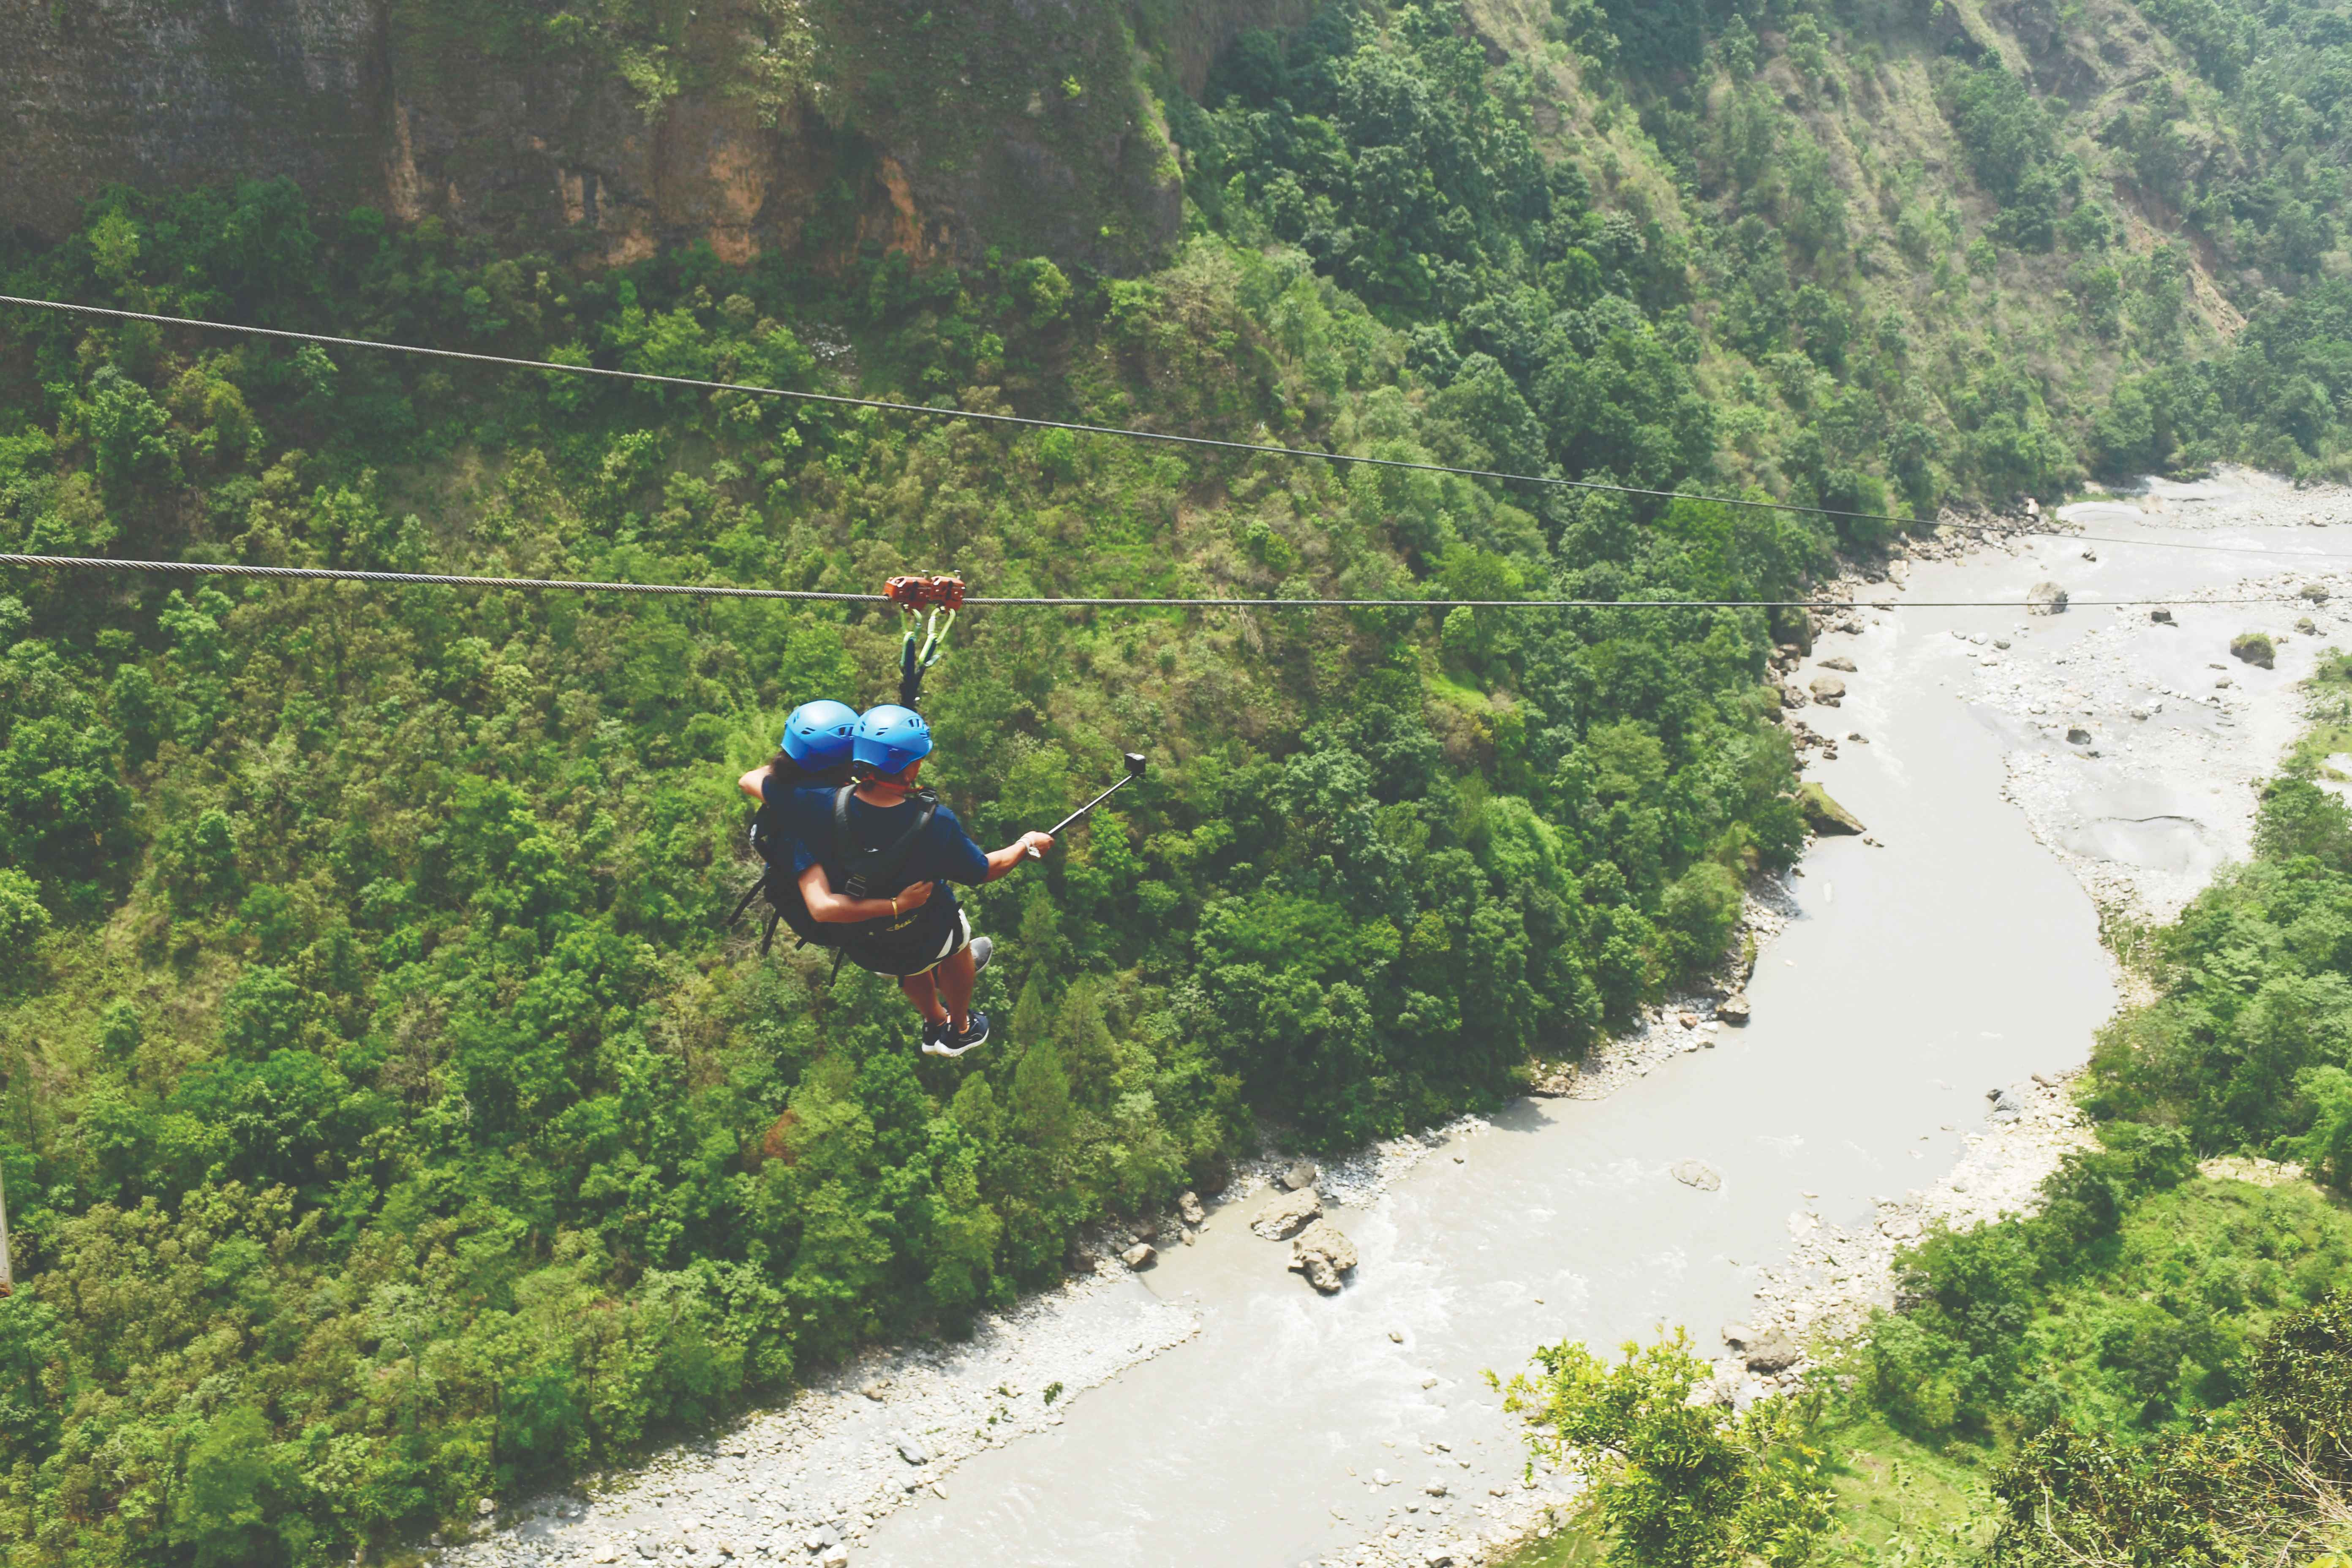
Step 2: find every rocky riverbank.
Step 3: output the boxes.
[430,1276,1198,1568]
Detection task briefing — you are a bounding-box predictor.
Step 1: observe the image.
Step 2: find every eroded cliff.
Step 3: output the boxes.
[0,0,1296,272]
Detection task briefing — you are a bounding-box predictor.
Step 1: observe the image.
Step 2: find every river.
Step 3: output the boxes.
[440,471,2352,1568]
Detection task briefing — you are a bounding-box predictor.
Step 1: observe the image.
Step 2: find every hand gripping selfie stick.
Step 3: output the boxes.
[1028,752,1147,858]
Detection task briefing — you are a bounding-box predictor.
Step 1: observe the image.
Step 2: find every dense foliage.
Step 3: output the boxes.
[0,155,1813,1560]
[1830,775,2352,1563]
[3,0,2351,1562]
[1505,773,2352,1568]
[1499,1331,1835,1568]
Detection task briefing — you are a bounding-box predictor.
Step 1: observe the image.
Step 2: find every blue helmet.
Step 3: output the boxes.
[853,704,933,775]
[781,700,859,766]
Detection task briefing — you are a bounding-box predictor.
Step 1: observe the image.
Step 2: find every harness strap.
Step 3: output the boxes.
[833,784,939,900]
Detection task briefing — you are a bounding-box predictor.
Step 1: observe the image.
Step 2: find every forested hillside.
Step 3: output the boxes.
[1,0,2349,1563]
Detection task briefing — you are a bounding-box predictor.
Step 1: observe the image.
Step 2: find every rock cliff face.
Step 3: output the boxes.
[0,0,1285,272]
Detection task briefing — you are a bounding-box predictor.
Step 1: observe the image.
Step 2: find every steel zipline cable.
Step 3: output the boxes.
[5,292,2348,563]
[0,551,2323,612]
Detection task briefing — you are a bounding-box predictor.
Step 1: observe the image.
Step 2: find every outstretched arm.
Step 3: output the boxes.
[979,833,1055,882]
[798,864,936,924]
[738,764,773,803]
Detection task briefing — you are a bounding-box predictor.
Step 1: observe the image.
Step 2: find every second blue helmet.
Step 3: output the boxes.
[781,700,859,766]
[853,704,933,774]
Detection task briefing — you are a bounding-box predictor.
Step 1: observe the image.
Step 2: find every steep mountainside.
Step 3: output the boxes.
[0,1,2349,1565]
[1,0,1307,273]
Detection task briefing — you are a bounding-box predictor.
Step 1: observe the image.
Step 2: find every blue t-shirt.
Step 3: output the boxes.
[768,782,991,893]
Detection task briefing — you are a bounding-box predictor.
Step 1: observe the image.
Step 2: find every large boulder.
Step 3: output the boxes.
[1716,993,1752,1025]
[1671,1159,1723,1192]
[1797,781,1865,836]
[1820,655,1857,672]
[1288,1220,1358,1293]
[1808,674,1846,705]
[1121,1242,1156,1270]
[2028,582,2069,615]
[1281,1160,1320,1191]
[2231,632,2275,669]
[1252,1185,1323,1239]
[1742,1331,1802,1374]
[1177,1190,1206,1225]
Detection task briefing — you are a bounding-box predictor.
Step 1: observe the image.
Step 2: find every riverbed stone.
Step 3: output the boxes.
[1808,674,1846,705]
[1671,1159,1723,1192]
[1177,1190,1206,1225]
[1252,1185,1323,1238]
[1289,1220,1358,1293]
[1121,1242,1156,1269]
[2066,727,2092,744]
[1797,781,1865,836]
[1743,1332,1802,1374]
[1716,993,1751,1024]
[2027,581,2068,615]
[894,1436,928,1466]
[1281,1159,1320,1190]
[2151,607,2174,623]
[2231,632,2275,669]
[1820,655,1857,672]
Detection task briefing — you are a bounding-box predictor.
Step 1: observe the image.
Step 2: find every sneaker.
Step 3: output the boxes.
[923,1010,990,1059]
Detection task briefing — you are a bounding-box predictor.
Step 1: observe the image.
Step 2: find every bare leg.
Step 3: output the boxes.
[934,946,978,1033]
[900,969,948,1026]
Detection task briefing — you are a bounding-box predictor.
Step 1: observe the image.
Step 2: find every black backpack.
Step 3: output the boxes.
[727,784,937,958]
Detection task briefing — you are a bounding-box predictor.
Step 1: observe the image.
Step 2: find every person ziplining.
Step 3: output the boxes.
[731,575,1055,1056]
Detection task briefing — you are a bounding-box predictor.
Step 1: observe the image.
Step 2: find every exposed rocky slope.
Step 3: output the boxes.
[0,0,1305,270]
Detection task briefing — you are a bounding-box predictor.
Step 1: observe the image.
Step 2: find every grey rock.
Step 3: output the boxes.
[1721,1323,1756,1349]
[1252,1185,1323,1239]
[1797,781,1865,836]
[1121,1242,1156,1269]
[1289,1220,1358,1293]
[2301,583,2331,603]
[2066,727,2093,745]
[1809,673,1847,705]
[2028,581,2069,615]
[894,1435,928,1466]
[1281,1159,1320,1190]
[1424,1480,1449,1496]
[1990,1088,2026,1123]
[2151,607,2175,623]
[1671,1159,1723,1192]
[1176,1190,1206,1225]
[1743,1332,1802,1374]
[1820,655,1857,672]
[1716,993,1751,1025]
[1780,681,1810,708]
